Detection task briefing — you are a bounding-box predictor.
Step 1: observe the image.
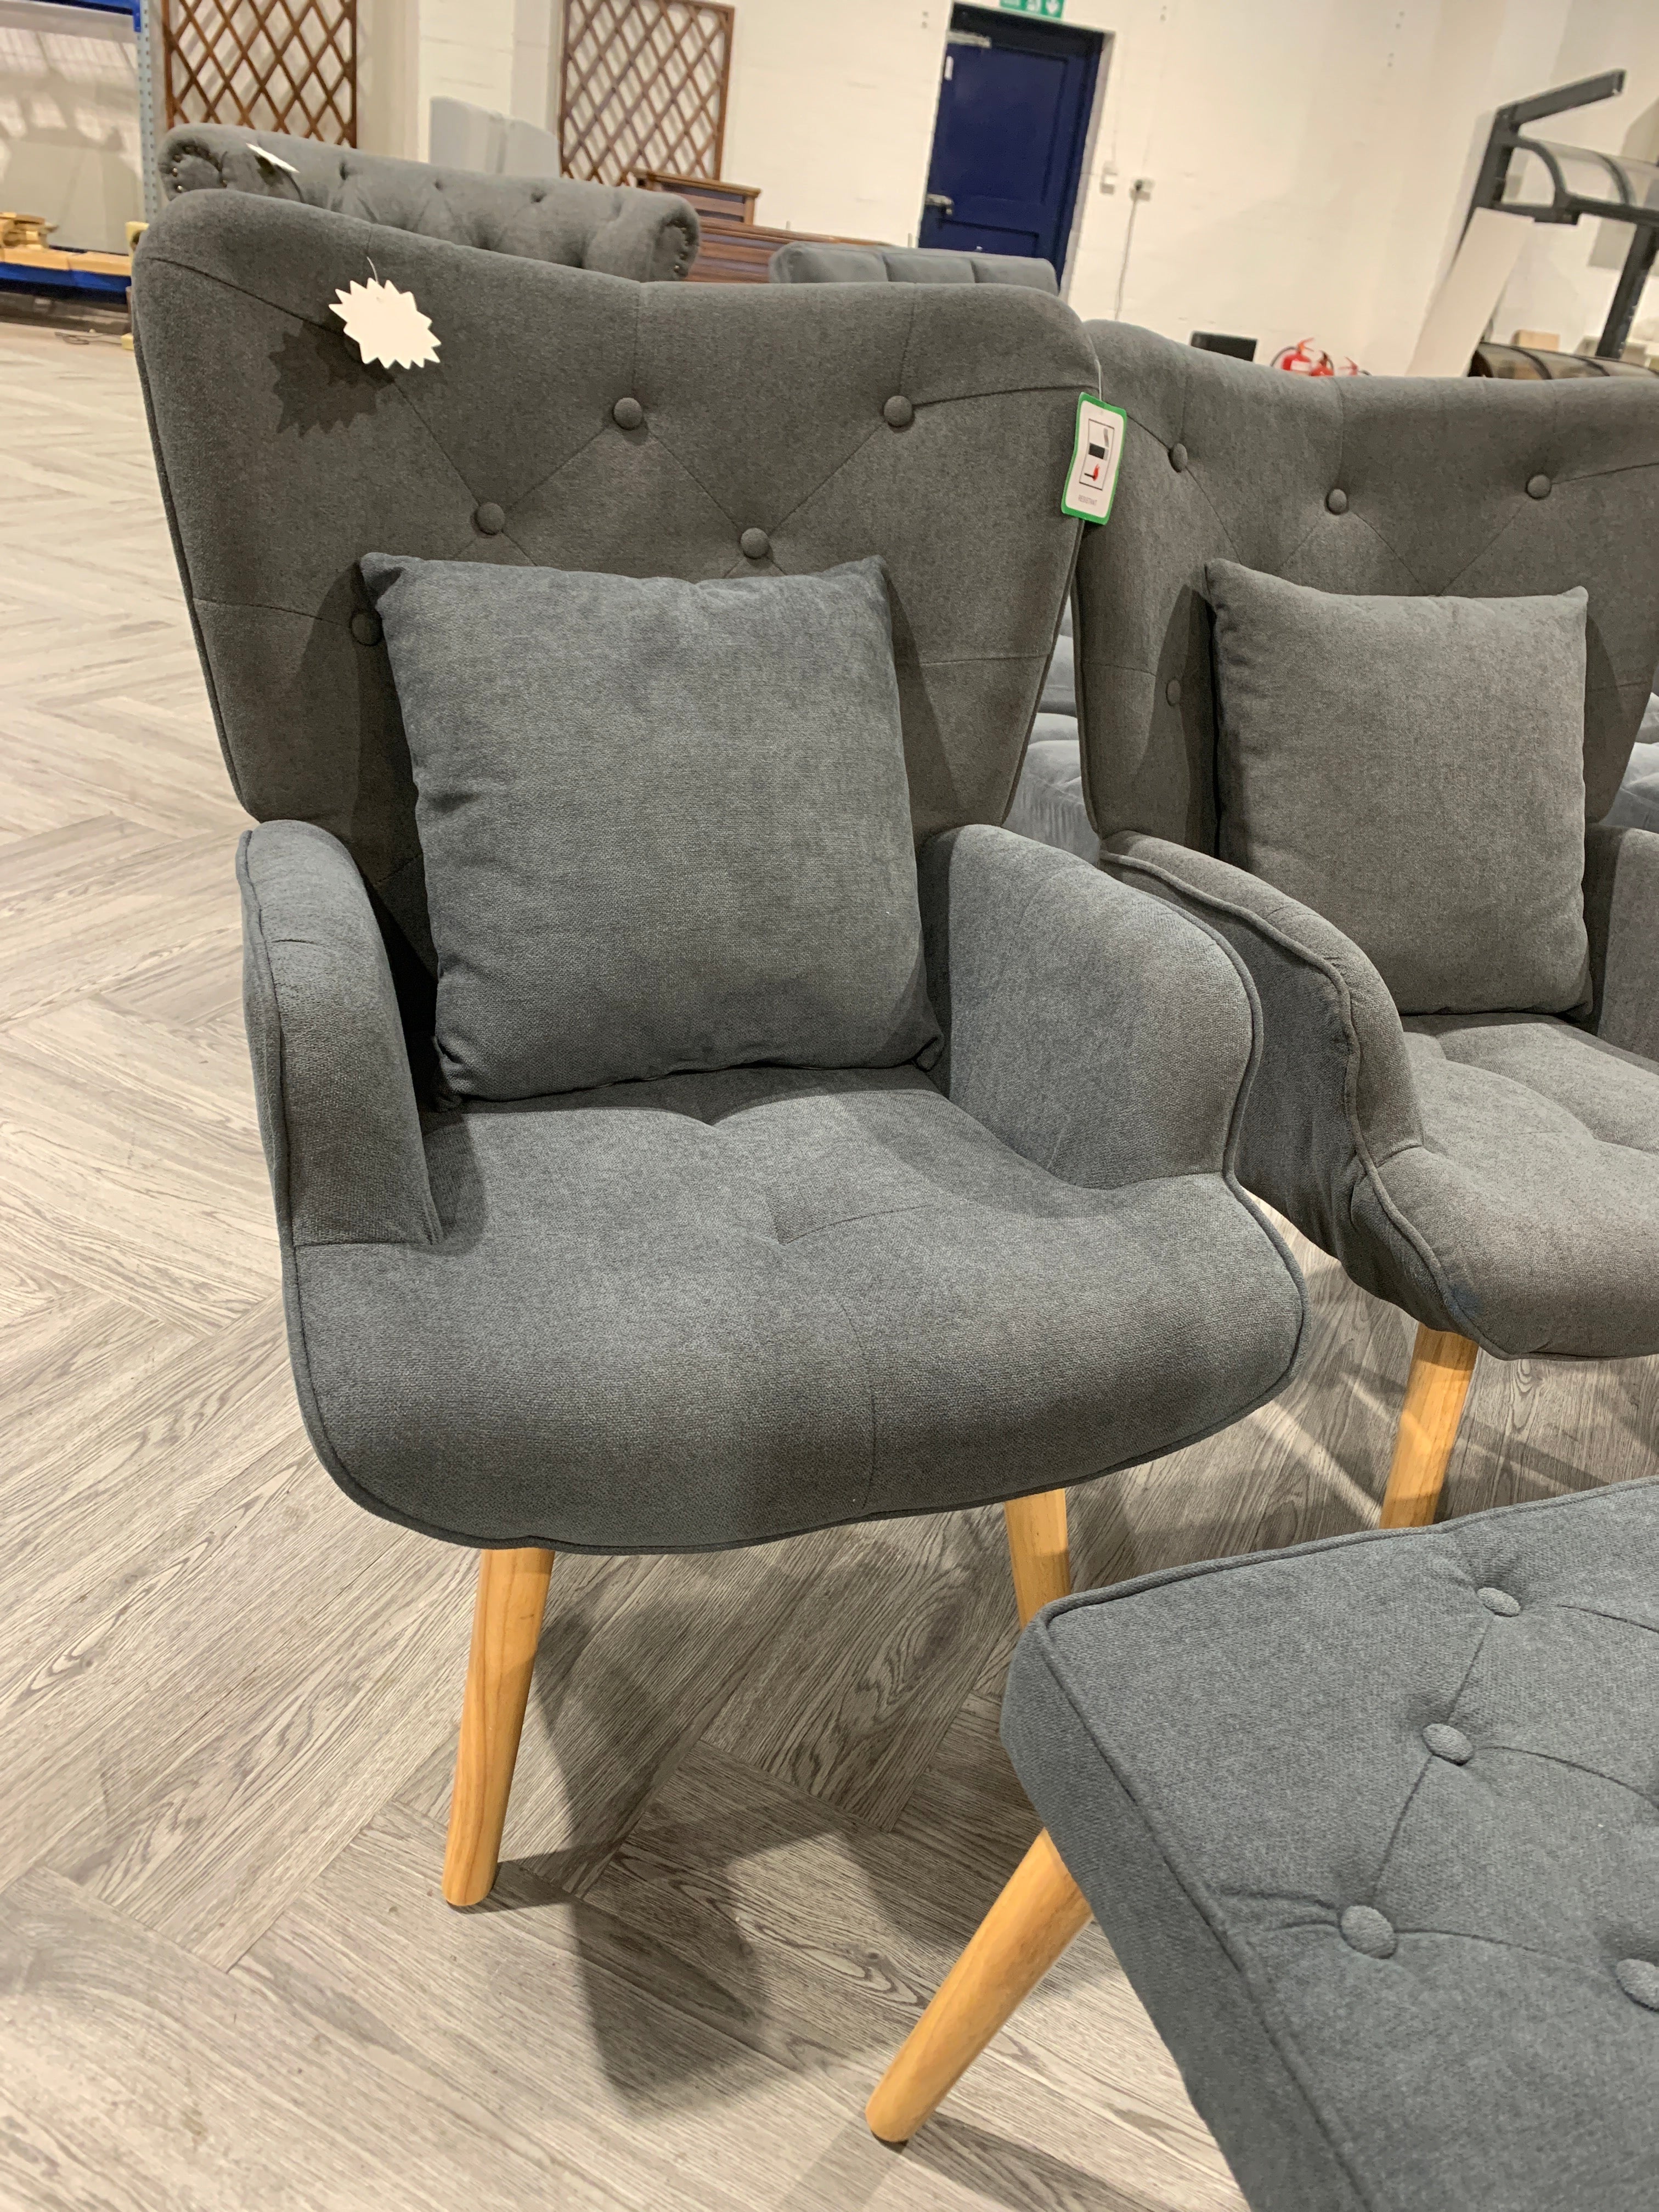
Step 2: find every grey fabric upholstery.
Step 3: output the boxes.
[1075,321,1659,850]
[1107,831,1659,1355]
[1583,821,1659,1064]
[1206,565,1592,1016]
[133,193,1096,966]
[1035,323,1659,1359]
[1002,1478,1659,2212]
[150,198,1305,1552]
[238,819,439,1249]
[156,124,698,283]
[363,552,937,1098]
[239,818,1305,1549]
[769,241,1058,292]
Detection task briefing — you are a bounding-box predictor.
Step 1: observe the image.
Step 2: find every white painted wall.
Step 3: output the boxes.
[705,0,1659,372]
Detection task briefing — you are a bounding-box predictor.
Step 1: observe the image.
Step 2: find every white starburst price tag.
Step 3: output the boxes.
[331,275,441,371]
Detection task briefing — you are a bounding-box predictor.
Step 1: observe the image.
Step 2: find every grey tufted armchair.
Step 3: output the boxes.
[1059,323,1659,1527]
[157,125,698,283]
[131,197,1307,1909]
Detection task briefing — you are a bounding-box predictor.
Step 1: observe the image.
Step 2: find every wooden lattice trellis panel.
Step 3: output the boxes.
[162,0,358,147]
[560,0,733,186]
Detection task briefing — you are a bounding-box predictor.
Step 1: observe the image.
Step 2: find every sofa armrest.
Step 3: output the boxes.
[1582,821,1659,1062]
[585,190,699,282]
[917,824,1257,1188]
[239,821,439,1249]
[1101,832,1452,1320]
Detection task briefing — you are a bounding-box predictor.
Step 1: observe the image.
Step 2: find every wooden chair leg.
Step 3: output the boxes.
[442,1545,555,1908]
[1379,1324,1478,1530]
[1003,1489,1071,1626]
[867,1828,1092,2145]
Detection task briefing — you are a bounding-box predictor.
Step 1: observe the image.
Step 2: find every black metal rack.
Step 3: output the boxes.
[1468,70,1658,362]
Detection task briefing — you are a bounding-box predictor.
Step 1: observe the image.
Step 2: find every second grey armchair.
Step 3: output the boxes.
[1062,323,1659,1527]
[132,198,1306,1912]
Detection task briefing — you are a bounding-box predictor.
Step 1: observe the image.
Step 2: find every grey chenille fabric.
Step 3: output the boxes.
[1108,830,1659,1356]
[1018,319,1659,1363]
[1206,564,1592,1015]
[132,193,1095,964]
[768,242,1058,292]
[237,815,1305,1550]
[163,199,1305,1556]
[1002,1477,1659,2212]
[1003,724,1097,863]
[362,552,936,1098]
[156,124,698,281]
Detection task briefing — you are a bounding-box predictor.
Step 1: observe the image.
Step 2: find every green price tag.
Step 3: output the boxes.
[1001,0,1065,16]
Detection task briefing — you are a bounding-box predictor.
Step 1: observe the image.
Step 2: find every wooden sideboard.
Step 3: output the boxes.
[632,169,884,285]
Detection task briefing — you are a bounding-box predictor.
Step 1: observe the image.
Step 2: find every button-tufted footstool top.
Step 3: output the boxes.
[1002,1481,1659,2211]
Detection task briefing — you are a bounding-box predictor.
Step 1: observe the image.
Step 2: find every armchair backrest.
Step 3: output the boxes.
[1075,321,1659,853]
[157,125,698,284]
[133,194,1094,963]
[770,241,1058,292]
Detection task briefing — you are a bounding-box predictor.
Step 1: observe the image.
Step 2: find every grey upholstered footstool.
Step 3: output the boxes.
[869,1480,1659,2209]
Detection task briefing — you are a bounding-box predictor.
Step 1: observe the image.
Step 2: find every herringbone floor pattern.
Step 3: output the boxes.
[2,324,1655,2212]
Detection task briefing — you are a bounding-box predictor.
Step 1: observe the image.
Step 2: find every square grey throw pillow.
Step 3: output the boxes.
[362,554,939,1099]
[1206,562,1590,1015]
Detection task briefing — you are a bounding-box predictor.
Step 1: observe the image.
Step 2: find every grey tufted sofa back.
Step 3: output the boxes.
[132,194,1095,966]
[770,241,1058,293]
[157,125,699,284]
[1075,321,1659,853]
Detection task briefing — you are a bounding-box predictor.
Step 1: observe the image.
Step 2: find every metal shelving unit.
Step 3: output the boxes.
[2,0,157,309]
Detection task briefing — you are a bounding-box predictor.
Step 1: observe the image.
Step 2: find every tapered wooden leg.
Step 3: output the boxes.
[1379,1325,1478,1530]
[867,1829,1091,2145]
[1003,1488,1071,1626]
[442,1545,556,1908]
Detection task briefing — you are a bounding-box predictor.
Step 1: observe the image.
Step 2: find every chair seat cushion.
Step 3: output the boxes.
[287,1065,1302,1549]
[1385,1014,1659,1356]
[1001,1480,1659,2212]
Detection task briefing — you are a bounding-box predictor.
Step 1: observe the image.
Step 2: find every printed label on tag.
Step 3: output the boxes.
[1062,395,1126,523]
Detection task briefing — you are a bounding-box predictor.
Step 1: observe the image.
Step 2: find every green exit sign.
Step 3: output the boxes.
[1001,0,1065,15]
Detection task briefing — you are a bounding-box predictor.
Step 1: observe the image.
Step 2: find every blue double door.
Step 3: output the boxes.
[919,4,1104,278]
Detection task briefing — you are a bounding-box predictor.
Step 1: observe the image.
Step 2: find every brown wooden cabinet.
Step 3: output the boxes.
[632,170,883,284]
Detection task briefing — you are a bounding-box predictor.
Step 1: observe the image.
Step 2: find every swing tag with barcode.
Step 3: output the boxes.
[1062,396,1126,523]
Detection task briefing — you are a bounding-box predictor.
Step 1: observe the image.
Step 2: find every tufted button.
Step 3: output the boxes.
[349,608,382,647]
[1326,487,1348,515]
[740,527,771,560]
[883,394,915,428]
[473,502,505,535]
[612,396,644,430]
[1527,473,1551,500]
[531,187,545,202]
[1169,442,1188,472]
[1615,1959,1659,2010]
[1478,1586,1521,1616]
[1165,678,1182,707]
[1339,1905,1397,1959]
[1423,1722,1472,1764]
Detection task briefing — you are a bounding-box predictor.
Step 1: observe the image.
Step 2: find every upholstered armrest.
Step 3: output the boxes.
[1101,832,1441,1311]
[916,824,1257,1188]
[238,821,439,1249]
[584,191,699,282]
[1583,821,1659,1063]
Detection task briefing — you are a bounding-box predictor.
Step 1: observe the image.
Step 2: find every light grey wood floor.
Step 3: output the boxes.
[2,322,1655,2212]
